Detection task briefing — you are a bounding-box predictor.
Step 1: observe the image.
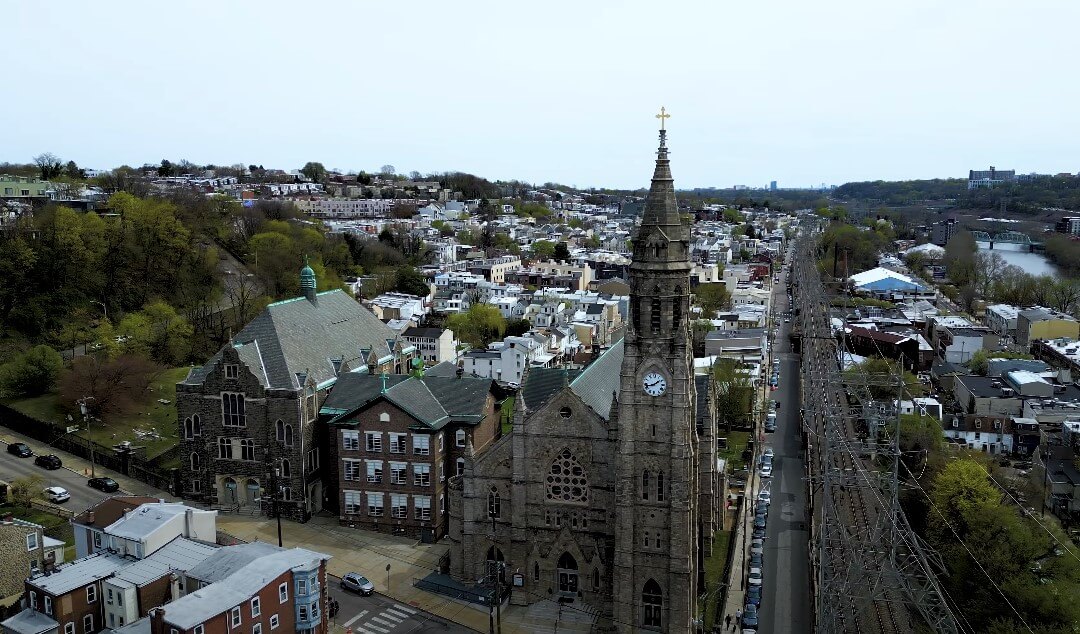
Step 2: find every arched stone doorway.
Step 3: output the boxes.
[557,552,578,598]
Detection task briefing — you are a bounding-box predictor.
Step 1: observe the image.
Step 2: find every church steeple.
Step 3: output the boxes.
[633,110,690,266]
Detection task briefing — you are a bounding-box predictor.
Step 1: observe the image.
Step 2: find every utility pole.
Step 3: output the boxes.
[78,397,95,478]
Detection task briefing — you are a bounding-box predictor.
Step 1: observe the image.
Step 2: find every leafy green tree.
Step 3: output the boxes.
[157,159,175,177]
[553,241,571,262]
[504,318,531,338]
[532,240,556,259]
[9,475,44,509]
[929,458,999,543]
[0,345,63,397]
[394,267,431,297]
[968,349,989,375]
[695,283,732,318]
[447,304,506,349]
[943,231,977,287]
[711,358,753,430]
[300,161,326,182]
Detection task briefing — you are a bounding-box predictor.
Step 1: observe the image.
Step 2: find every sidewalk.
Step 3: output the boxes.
[0,428,177,501]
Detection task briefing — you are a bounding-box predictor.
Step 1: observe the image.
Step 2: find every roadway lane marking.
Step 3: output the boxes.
[379,610,406,622]
[342,610,368,628]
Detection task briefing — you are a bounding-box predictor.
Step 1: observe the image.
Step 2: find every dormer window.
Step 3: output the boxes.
[975,420,982,429]
[224,364,238,379]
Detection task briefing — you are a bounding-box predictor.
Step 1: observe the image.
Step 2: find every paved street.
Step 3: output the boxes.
[758,266,812,634]
[328,575,470,634]
[0,446,125,511]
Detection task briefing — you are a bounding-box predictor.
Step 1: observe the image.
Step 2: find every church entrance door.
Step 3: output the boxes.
[557,552,578,597]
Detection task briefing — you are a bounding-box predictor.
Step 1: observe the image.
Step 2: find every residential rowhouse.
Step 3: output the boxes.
[319,372,500,542]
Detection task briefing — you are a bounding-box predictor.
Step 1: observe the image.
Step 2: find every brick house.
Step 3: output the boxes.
[151,543,329,634]
[320,372,500,542]
[0,519,64,607]
[17,551,128,634]
[71,497,163,559]
[177,264,415,521]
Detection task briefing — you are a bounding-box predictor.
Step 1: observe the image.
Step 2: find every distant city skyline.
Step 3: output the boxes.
[2,1,1078,190]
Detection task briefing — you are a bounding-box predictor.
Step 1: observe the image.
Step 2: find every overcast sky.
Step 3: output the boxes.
[4,1,1077,189]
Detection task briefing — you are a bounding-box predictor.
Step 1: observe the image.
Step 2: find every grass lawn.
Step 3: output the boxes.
[4,366,190,460]
[702,530,733,630]
[500,396,515,435]
[718,430,751,471]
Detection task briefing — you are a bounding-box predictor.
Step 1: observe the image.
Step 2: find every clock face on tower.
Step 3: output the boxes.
[642,372,667,397]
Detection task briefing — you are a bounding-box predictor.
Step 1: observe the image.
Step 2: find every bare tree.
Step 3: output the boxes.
[59,355,163,421]
[32,152,64,180]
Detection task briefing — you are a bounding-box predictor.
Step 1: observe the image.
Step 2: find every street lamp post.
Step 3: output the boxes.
[273,465,283,547]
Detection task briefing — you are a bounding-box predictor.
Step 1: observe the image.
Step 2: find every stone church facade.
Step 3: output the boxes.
[449,125,719,632]
[176,264,415,521]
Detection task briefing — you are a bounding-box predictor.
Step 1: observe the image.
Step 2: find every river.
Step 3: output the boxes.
[975,243,1056,277]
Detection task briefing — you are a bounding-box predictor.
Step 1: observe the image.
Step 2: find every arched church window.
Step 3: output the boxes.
[284,424,294,447]
[641,470,650,500]
[651,298,661,334]
[656,470,665,502]
[275,419,285,442]
[545,449,588,503]
[642,579,663,627]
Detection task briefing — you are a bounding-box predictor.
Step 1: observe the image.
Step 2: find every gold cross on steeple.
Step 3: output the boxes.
[655,106,670,130]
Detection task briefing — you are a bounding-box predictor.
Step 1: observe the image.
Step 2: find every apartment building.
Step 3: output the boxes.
[401,327,458,365]
[0,519,64,605]
[321,372,499,542]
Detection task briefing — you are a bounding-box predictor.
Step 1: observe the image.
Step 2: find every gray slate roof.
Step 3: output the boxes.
[183,290,406,391]
[520,367,580,411]
[568,340,624,420]
[113,537,218,587]
[321,373,493,430]
[1,609,57,634]
[28,552,127,595]
[186,541,281,584]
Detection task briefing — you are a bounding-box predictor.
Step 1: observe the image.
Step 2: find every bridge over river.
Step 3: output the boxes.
[972,230,1044,252]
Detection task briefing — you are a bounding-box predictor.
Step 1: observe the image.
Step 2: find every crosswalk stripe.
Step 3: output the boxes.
[371,616,395,628]
[353,628,379,634]
[364,624,391,634]
[343,610,369,628]
[391,605,417,615]
[379,610,405,622]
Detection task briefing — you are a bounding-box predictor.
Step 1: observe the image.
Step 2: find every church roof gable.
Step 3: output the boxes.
[568,340,624,420]
[184,289,405,391]
[322,373,492,430]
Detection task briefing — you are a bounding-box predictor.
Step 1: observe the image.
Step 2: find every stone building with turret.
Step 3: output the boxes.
[176,262,416,521]
[448,124,719,631]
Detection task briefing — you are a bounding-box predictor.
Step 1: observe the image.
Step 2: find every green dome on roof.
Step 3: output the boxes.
[300,256,316,290]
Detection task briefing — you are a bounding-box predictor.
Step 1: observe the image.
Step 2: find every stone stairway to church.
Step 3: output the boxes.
[513,599,598,633]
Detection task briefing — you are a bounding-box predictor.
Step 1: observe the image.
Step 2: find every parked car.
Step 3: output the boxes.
[752,525,766,539]
[34,454,62,470]
[760,464,773,478]
[742,603,760,627]
[44,487,70,503]
[750,538,764,556]
[763,447,774,459]
[87,477,120,492]
[750,552,763,568]
[341,572,374,596]
[746,585,762,607]
[758,489,772,506]
[764,419,777,433]
[7,443,32,458]
[748,567,763,586]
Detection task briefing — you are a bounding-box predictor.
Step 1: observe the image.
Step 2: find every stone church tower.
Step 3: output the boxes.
[611,123,700,631]
[446,119,715,633]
